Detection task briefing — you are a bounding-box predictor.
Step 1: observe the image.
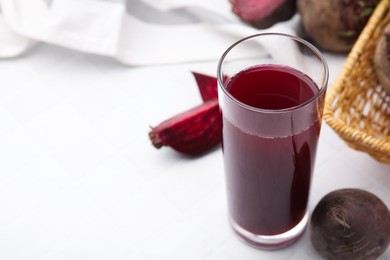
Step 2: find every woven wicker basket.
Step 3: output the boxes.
[324,0,390,164]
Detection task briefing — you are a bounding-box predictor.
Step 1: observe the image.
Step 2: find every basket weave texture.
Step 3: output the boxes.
[324,0,390,164]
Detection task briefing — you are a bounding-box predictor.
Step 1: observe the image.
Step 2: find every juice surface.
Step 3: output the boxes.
[227,64,316,110]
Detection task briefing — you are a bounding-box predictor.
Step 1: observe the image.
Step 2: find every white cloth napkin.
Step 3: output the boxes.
[0,0,299,65]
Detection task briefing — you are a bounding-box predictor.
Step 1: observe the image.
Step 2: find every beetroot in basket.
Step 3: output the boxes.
[374,22,390,94]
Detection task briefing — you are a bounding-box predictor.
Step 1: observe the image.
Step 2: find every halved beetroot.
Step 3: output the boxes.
[149,73,221,156]
[149,99,221,156]
[230,0,297,29]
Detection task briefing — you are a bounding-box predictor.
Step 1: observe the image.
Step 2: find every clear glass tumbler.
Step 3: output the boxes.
[217,33,329,250]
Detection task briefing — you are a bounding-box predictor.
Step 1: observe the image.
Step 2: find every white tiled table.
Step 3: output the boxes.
[0,44,389,260]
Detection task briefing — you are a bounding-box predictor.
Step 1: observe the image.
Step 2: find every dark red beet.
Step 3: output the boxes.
[149,99,222,156]
[230,0,297,29]
[310,189,390,260]
[192,72,218,102]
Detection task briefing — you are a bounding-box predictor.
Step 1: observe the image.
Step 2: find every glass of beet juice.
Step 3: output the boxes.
[217,33,329,250]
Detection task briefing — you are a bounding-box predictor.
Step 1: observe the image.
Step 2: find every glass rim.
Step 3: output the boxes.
[217,32,329,114]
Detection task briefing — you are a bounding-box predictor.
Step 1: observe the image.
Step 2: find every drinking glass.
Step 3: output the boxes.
[217,33,329,250]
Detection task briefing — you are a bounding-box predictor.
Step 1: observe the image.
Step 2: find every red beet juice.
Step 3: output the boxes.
[222,64,321,236]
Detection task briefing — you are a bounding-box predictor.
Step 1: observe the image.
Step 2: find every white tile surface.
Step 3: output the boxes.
[0,44,389,260]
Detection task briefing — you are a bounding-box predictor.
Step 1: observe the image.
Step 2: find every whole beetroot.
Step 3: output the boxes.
[310,189,390,260]
[298,0,380,52]
[230,0,297,29]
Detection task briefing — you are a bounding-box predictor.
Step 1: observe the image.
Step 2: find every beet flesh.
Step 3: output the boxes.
[310,188,390,260]
[230,0,297,29]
